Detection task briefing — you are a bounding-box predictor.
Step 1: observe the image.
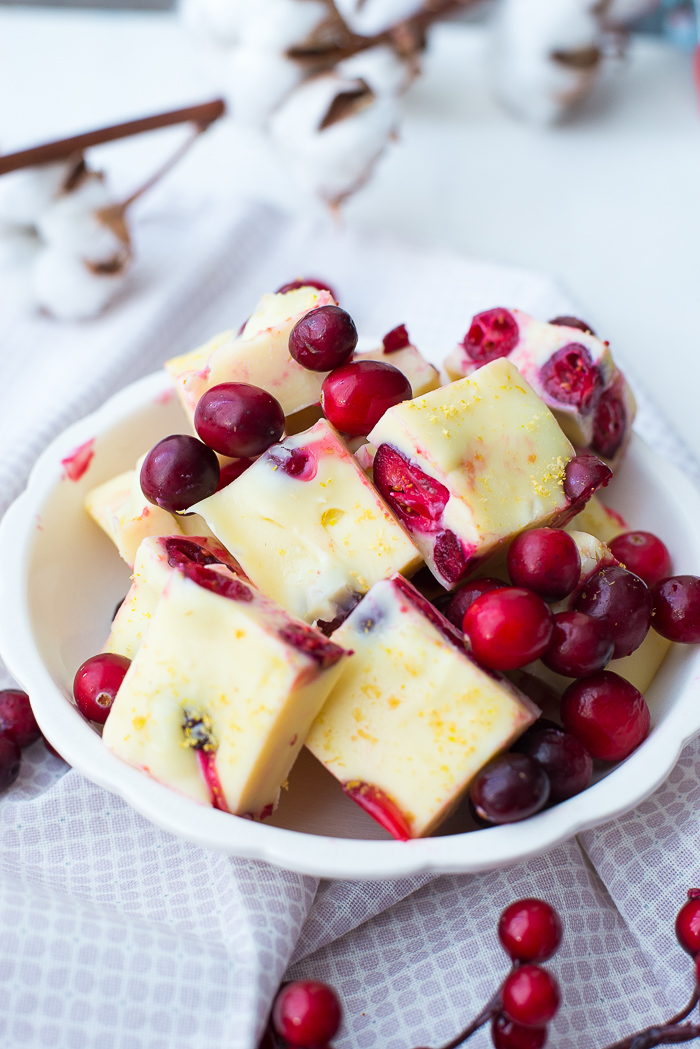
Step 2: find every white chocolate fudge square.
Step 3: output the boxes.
[103,564,348,818]
[165,286,336,421]
[192,418,422,625]
[306,575,538,839]
[105,534,245,661]
[354,342,440,398]
[369,358,576,589]
[565,494,628,544]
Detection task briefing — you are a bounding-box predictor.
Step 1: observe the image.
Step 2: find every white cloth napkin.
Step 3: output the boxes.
[0,192,699,1049]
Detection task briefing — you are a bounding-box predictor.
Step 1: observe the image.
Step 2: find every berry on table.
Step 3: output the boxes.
[0,689,41,748]
[289,305,358,372]
[542,610,614,678]
[73,653,131,724]
[272,980,342,1048]
[194,383,284,458]
[140,434,220,513]
[492,1013,549,1049]
[513,724,593,802]
[498,898,563,963]
[560,670,650,762]
[501,965,561,1028]
[470,753,550,824]
[609,531,671,588]
[463,588,554,671]
[507,528,581,601]
[461,308,519,364]
[321,360,411,436]
[574,565,652,658]
[651,576,700,644]
[675,890,700,956]
[0,737,21,793]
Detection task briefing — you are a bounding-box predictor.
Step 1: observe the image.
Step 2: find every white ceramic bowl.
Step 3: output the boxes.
[2,368,700,880]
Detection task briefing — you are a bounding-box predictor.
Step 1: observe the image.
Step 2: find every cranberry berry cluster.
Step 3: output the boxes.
[261,892,700,1049]
[437,526,700,827]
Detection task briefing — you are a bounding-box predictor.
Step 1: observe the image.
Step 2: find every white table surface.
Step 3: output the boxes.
[1,6,698,461]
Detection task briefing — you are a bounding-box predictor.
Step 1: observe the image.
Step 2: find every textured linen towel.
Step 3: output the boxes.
[0,192,698,1049]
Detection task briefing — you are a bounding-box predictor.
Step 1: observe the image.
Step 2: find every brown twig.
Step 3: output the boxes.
[0,99,226,177]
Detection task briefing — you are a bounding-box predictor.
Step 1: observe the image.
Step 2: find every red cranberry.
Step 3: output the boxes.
[549,316,596,336]
[502,965,561,1027]
[492,1014,548,1049]
[463,588,553,671]
[73,653,131,724]
[272,980,341,1048]
[269,446,317,481]
[443,578,505,630]
[276,277,337,299]
[461,308,519,364]
[508,528,581,601]
[609,531,671,588]
[343,782,411,840]
[0,690,41,748]
[433,530,469,585]
[372,444,448,532]
[540,344,603,412]
[289,306,357,372]
[574,565,652,658]
[542,611,614,678]
[195,383,284,458]
[560,670,650,761]
[140,435,220,513]
[514,724,593,802]
[321,361,411,437]
[651,575,700,644]
[470,753,550,824]
[498,898,563,963]
[563,454,612,509]
[382,324,410,353]
[0,737,21,792]
[216,457,254,491]
[592,384,628,460]
[675,890,700,956]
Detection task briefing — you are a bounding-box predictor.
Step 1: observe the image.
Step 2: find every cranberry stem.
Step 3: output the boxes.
[410,983,505,1049]
[600,985,700,1049]
[667,987,700,1026]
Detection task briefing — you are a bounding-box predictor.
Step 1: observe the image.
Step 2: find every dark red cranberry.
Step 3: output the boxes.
[165,537,222,568]
[470,753,550,824]
[269,446,316,481]
[492,1014,548,1049]
[343,782,411,840]
[272,980,342,1048]
[183,563,253,602]
[277,623,345,670]
[433,530,469,584]
[574,565,652,658]
[651,575,700,644]
[609,531,671,588]
[289,306,357,372]
[549,316,596,336]
[195,383,284,458]
[373,444,448,532]
[321,361,411,436]
[0,690,41,748]
[592,384,627,460]
[276,277,337,299]
[498,898,563,963]
[216,457,254,491]
[443,578,505,630]
[502,966,561,1027]
[514,724,593,802]
[463,588,554,671]
[382,324,410,353]
[0,737,21,792]
[560,671,650,761]
[140,435,220,513]
[542,611,614,678]
[461,308,519,364]
[508,528,581,601]
[73,653,131,724]
[540,344,603,412]
[563,454,612,509]
[676,890,700,955]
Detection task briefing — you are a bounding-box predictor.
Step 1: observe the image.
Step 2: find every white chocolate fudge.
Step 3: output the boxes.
[103,564,348,818]
[369,358,577,589]
[191,418,422,625]
[306,575,538,839]
[354,342,440,398]
[551,529,618,613]
[105,534,245,661]
[165,286,336,421]
[565,494,628,544]
[444,310,635,462]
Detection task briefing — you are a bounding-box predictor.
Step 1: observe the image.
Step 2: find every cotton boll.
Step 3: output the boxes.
[32,246,129,321]
[337,45,413,97]
[223,46,304,126]
[270,73,398,204]
[333,0,425,36]
[36,172,127,264]
[0,158,80,226]
[241,0,328,50]
[492,0,603,124]
[179,0,254,45]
